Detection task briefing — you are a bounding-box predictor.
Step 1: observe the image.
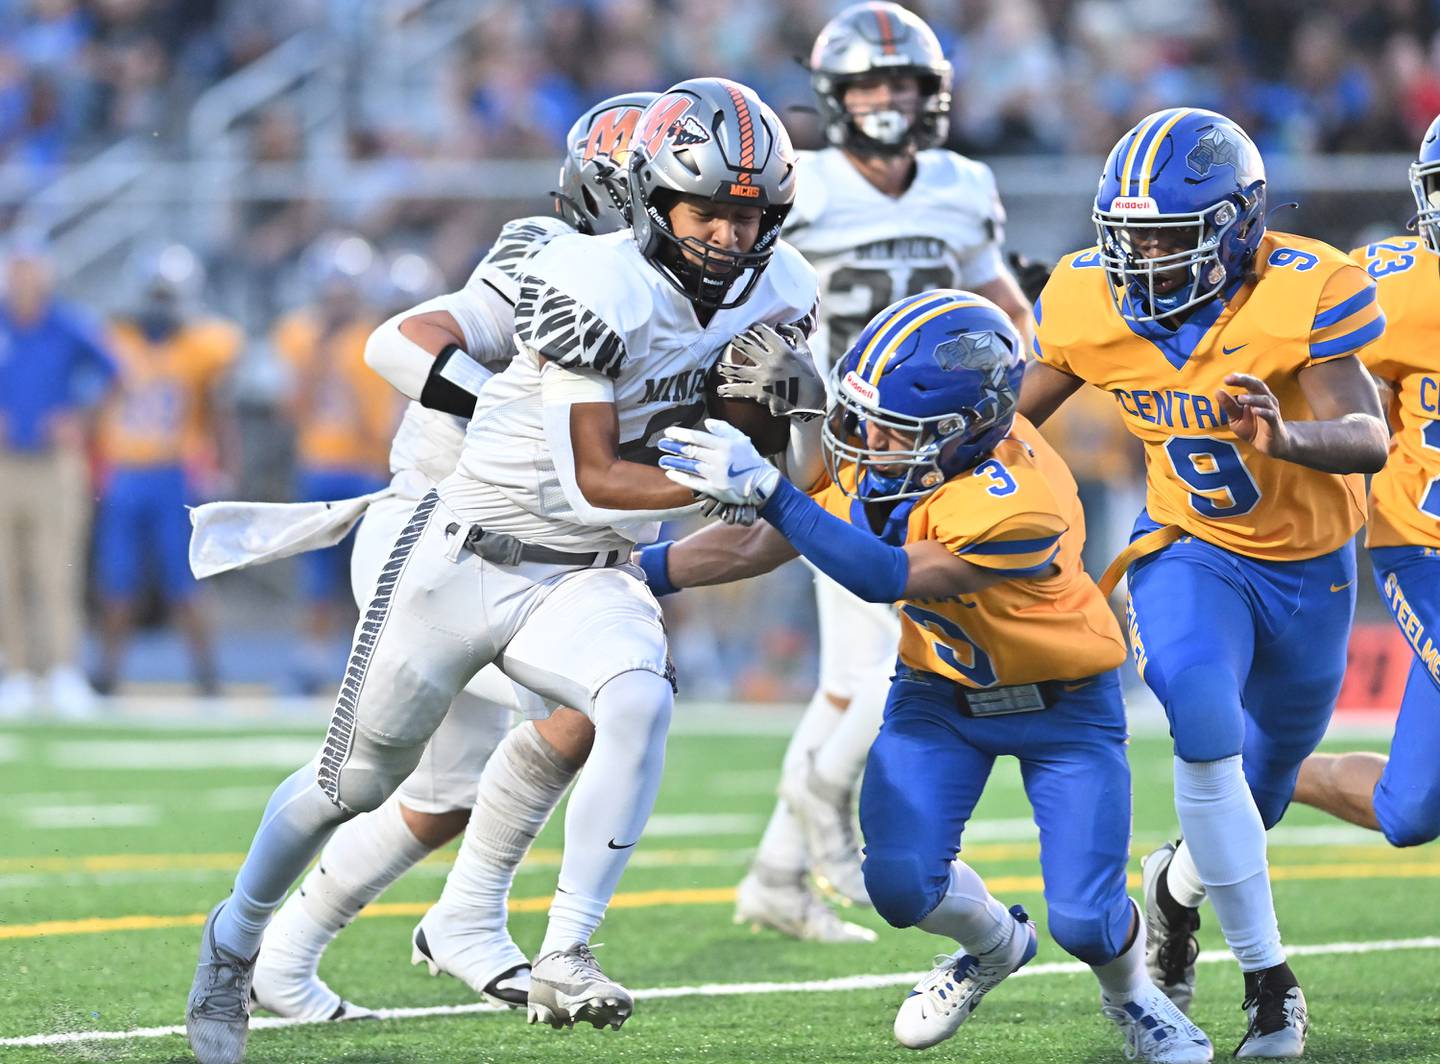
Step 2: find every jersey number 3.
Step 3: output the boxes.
[901,604,998,688]
[1164,436,1261,518]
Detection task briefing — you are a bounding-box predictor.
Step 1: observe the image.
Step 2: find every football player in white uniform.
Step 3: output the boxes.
[229,93,656,1024]
[735,1,1035,941]
[185,78,820,1063]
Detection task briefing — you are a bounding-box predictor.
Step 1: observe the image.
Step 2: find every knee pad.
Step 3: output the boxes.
[1166,663,1245,763]
[593,669,673,737]
[322,729,425,815]
[1377,783,1440,848]
[862,849,944,929]
[1046,900,1128,967]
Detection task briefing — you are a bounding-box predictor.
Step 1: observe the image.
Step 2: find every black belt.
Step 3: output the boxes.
[895,664,1089,718]
[445,522,622,568]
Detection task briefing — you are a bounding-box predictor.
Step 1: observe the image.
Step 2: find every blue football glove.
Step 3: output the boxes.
[659,418,781,508]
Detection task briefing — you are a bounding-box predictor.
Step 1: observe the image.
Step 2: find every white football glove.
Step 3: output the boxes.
[713,323,826,420]
[658,418,781,508]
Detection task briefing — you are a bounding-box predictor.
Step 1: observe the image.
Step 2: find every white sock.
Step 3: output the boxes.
[810,665,889,789]
[1092,900,1150,1001]
[541,670,672,956]
[294,796,432,942]
[753,690,844,877]
[1167,838,1208,910]
[1173,755,1285,971]
[915,859,1012,955]
[433,722,578,929]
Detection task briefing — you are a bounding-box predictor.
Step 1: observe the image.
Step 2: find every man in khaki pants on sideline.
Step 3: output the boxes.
[0,243,117,718]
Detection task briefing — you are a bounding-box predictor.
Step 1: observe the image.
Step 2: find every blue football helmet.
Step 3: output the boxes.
[1411,113,1440,255]
[822,291,1024,502]
[1093,108,1267,323]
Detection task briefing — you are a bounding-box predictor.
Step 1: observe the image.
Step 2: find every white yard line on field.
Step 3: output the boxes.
[3,936,1436,1049]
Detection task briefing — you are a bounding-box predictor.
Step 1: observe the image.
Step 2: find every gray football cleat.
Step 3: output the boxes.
[1142,841,1201,1013]
[185,901,257,1064]
[1235,967,1308,1059]
[527,944,633,1030]
[734,867,876,943]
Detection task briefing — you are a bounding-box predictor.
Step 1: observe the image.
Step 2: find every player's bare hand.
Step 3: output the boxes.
[1217,373,1289,457]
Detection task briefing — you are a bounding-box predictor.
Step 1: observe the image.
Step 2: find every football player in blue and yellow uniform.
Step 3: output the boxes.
[1293,113,1440,849]
[641,294,1213,1063]
[1022,109,1390,1057]
[96,258,242,694]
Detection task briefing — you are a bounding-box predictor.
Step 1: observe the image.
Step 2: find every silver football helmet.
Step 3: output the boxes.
[627,77,797,309]
[809,2,952,154]
[555,91,658,236]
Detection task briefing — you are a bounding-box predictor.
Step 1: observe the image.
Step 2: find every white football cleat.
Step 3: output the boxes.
[893,905,1037,1050]
[251,903,374,1021]
[1102,983,1214,1062]
[1234,968,1308,1059]
[734,868,876,944]
[45,665,97,720]
[410,906,530,1007]
[779,758,871,907]
[1142,841,1201,1013]
[0,671,37,719]
[527,944,633,1030]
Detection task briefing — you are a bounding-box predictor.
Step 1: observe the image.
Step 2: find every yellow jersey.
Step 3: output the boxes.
[1033,230,1380,561]
[1351,236,1440,548]
[101,318,242,468]
[273,311,395,471]
[812,416,1126,688]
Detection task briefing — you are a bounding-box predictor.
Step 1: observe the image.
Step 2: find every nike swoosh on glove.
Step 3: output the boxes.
[658,418,781,508]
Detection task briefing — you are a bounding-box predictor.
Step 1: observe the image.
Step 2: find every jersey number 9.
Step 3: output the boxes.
[1164,436,1261,518]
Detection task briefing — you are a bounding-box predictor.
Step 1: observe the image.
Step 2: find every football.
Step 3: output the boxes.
[705,356,792,456]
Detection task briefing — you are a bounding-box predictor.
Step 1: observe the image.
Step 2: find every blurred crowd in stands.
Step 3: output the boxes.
[4,0,1440,171]
[0,0,1433,708]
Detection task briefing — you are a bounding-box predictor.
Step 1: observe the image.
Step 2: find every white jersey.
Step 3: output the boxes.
[784,147,1007,374]
[388,216,572,488]
[441,230,819,552]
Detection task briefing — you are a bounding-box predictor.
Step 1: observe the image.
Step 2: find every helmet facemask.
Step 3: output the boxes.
[641,183,790,310]
[1410,157,1440,255]
[822,69,949,155]
[1093,187,1263,324]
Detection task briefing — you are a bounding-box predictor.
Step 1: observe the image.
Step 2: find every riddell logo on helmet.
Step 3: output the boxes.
[1110,197,1159,215]
[843,370,880,406]
[728,182,761,198]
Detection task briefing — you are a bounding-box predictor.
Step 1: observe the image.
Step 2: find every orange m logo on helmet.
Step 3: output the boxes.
[582,105,644,163]
[639,94,694,156]
[728,182,760,198]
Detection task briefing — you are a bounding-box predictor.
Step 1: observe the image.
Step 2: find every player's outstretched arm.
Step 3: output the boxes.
[1018,360,1084,427]
[658,422,1012,603]
[635,520,798,595]
[1216,356,1388,474]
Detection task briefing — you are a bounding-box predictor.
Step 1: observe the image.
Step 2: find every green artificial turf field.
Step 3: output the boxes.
[1,713,1436,1063]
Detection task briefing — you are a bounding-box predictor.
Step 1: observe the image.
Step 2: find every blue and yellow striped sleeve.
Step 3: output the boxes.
[1308,265,1385,363]
[939,512,1067,577]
